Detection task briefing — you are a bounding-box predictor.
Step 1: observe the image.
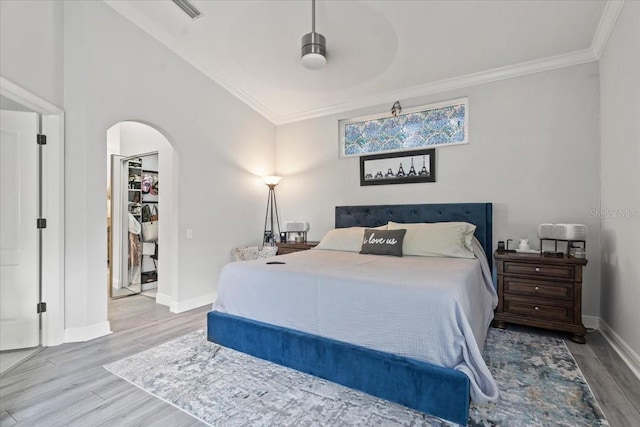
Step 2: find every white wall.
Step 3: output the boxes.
[117,122,178,307]
[599,2,640,359]
[0,0,63,107]
[61,0,275,333]
[276,63,602,318]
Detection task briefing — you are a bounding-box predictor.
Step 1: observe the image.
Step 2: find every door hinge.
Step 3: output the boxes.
[37,134,47,145]
[37,218,47,229]
[37,302,47,314]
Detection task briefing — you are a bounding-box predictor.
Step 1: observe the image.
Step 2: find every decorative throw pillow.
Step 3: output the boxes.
[387,221,476,258]
[314,226,387,252]
[359,229,406,257]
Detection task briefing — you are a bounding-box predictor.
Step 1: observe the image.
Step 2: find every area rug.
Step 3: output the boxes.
[104,328,608,426]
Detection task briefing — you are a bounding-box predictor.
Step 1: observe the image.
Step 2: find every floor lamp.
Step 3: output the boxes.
[262,176,281,247]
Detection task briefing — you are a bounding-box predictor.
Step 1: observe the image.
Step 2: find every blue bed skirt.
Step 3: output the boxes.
[207,311,470,425]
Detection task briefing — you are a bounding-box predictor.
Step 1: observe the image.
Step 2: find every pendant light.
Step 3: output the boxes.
[301,0,327,69]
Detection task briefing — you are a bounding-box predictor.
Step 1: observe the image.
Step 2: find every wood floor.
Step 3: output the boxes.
[1,296,638,426]
[1,296,209,426]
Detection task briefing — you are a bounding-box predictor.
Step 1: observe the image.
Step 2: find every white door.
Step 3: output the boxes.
[0,110,39,350]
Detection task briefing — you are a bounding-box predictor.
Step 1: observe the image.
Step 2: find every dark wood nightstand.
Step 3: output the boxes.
[276,241,319,255]
[494,251,588,344]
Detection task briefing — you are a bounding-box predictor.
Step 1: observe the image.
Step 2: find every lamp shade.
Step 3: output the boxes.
[263,176,282,186]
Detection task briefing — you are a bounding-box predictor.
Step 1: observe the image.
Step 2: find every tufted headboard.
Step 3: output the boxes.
[335,203,493,271]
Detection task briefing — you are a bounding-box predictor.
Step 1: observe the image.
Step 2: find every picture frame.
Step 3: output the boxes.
[340,97,468,157]
[360,149,436,186]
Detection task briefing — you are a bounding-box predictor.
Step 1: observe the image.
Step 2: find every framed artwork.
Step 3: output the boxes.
[360,148,436,186]
[340,97,468,157]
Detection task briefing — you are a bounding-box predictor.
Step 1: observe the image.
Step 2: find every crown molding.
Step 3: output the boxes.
[591,0,625,59]
[102,0,278,123]
[275,48,598,124]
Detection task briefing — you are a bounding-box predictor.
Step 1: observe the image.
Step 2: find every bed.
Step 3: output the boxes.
[208,203,497,425]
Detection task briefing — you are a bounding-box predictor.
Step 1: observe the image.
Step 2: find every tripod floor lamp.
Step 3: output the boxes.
[262,176,281,247]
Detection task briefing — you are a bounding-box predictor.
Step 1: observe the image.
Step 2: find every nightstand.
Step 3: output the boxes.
[276,241,319,255]
[494,251,588,344]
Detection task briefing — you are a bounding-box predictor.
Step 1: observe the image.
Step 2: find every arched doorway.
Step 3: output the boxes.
[106,121,178,311]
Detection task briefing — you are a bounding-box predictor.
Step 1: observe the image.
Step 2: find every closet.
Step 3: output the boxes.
[110,153,159,298]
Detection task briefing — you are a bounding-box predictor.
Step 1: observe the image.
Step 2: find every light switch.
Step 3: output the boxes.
[186,228,193,239]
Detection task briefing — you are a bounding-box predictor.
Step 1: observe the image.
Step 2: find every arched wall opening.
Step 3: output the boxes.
[106,121,178,311]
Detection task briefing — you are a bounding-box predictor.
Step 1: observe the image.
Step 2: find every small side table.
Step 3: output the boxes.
[494,251,588,344]
[276,241,319,255]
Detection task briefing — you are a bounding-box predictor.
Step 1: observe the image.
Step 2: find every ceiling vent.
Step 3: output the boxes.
[172,0,202,20]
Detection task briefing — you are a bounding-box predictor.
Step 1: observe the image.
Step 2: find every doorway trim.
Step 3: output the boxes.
[1,77,65,347]
[106,121,179,312]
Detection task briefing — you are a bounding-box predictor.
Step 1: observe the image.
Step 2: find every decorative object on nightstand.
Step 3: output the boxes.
[538,223,587,257]
[283,221,310,243]
[494,251,588,343]
[276,241,319,255]
[262,176,281,247]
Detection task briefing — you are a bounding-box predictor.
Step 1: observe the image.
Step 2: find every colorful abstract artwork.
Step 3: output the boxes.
[341,98,468,156]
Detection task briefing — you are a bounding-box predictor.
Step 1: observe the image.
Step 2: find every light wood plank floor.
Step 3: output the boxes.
[1,296,209,426]
[1,296,638,426]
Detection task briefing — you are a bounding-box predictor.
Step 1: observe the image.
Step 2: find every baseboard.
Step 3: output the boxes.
[599,319,640,381]
[582,315,600,330]
[155,292,172,307]
[64,321,112,343]
[170,292,216,314]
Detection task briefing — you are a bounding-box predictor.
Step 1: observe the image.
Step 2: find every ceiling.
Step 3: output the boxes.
[104,0,619,124]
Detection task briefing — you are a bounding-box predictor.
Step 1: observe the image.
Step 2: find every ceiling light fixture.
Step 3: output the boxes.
[172,0,202,20]
[301,0,327,70]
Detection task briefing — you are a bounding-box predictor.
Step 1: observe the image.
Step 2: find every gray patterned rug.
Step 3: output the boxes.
[104,328,608,426]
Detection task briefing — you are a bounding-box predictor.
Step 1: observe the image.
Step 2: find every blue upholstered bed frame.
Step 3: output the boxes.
[208,203,493,426]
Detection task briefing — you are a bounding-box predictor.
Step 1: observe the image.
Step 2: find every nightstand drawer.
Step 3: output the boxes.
[503,277,572,300]
[503,261,574,279]
[504,296,572,322]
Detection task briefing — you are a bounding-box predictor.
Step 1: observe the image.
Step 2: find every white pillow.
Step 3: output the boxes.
[387,221,476,258]
[314,226,387,252]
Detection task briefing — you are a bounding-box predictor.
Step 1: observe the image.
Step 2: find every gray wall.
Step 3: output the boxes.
[0,95,36,112]
[276,63,602,318]
[0,0,63,107]
[599,2,640,358]
[61,0,276,328]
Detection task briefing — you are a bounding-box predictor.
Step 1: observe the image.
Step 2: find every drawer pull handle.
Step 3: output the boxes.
[534,306,540,311]
[535,267,541,272]
[534,286,540,291]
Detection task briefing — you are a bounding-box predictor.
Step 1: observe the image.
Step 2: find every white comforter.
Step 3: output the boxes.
[212,247,499,403]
